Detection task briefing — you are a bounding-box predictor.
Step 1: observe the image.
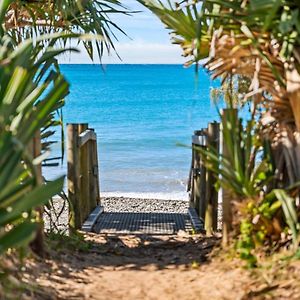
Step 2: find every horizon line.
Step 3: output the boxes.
[59,62,184,65]
[58,63,203,67]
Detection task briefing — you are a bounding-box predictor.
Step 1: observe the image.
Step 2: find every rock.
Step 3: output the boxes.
[177,230,189,237]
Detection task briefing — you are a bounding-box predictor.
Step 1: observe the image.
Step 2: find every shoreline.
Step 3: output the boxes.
[42,170,190,202]
[100,191,189,201]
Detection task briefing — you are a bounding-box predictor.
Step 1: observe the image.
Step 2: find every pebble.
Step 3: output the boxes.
[101,197,189,213]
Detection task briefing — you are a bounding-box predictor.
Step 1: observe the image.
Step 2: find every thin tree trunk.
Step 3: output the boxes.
[29,131,45,257]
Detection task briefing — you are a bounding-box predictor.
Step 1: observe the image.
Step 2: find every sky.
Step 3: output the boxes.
[59,1,185,64]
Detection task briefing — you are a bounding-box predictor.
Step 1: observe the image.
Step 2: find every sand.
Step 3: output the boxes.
[15,232,300,300]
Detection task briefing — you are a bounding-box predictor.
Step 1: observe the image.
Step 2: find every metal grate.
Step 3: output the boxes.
[94,212,193,235]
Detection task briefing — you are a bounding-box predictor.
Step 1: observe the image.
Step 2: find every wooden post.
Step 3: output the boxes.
[68,123,101,230]
[205,122,220,236]
[78,124,90,224]
[221,109,238,246]
[87,128,100,211]
[30,130,45,257]
[192,130,201,213]
[95,141,100,204]
[67,124,81,230]
[92,136,100,205]
[199,135,207,220]
[188,146,195,208]
[192,129,207,219]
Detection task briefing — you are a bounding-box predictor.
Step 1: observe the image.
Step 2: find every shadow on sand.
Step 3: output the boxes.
[45,233,219,278]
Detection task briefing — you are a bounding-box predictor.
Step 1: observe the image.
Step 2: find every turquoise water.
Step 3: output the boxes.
[47,64,220,198]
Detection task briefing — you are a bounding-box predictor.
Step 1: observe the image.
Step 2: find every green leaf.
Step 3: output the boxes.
[0,176,64,226]
[274,189,299,249]
[0,222,37,255]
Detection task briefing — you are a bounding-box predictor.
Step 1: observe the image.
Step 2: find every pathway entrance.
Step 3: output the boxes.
[66,124,201,234]
[90,197,200,235]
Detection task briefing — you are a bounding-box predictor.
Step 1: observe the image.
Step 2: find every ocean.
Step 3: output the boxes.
[45,64,220,200]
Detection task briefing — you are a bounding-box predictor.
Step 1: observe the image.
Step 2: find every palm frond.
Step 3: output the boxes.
[5,0,131,60]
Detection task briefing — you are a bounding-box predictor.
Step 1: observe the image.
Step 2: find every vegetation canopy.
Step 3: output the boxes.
[5,0,130,59]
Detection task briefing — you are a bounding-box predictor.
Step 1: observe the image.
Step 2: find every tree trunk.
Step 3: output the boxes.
[29,131,45,257]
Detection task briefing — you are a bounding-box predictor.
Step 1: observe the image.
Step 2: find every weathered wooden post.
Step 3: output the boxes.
[68,123,101,230]
[191,130,200,211]
[78,123,89,224]
[67,123,81,230]
[89,130,100,207]
[199,130,208,221]
[188,146,195,208]
[205,122,220,235]
[192,129,207,219]
[221,109,238,246]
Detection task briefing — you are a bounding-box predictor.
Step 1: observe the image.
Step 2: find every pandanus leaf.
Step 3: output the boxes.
[274,189,299,248]
[0,28,76,252]
[0,222,37,255]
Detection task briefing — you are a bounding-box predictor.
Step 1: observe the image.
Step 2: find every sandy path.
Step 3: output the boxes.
[21,233,300,300]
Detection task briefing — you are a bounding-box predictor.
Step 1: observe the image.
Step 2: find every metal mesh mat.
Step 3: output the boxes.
[94,212,192,235]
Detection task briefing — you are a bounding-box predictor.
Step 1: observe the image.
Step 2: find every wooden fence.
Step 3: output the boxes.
[189,109,240,240]
[188,123,220,235]
[67,123,100,230]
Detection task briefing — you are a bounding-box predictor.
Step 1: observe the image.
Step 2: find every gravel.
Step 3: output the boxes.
[101,197,189,214]
[43,196,69,234]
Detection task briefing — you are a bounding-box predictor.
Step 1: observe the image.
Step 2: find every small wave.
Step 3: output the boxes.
[101,191,189,201]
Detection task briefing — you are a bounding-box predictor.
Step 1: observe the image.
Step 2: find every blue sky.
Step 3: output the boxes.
[59,1,185,64]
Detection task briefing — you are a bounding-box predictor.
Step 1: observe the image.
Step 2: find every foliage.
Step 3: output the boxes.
[236,195,281,267]
[273,189,300,249]
[197,107,300,264]
[5,0,130,60]
[198,110,273,199]
[140,0,300,68]
[46,231,93,253]
[236,188,300,266]
[0,0,78,253]
[210,76,252,109]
